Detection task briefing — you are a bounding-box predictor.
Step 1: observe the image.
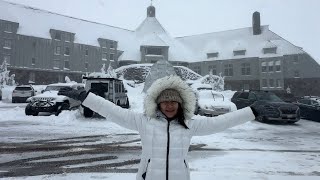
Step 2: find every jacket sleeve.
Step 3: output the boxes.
[82,92,146,132]
[187,107,255,136]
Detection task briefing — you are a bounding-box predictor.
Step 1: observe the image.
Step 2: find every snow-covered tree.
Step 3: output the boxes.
[65,76,71,83]
[101,63,107,74]
[200,71,224,91]
[0,60,16,86]
[105,64,117,78]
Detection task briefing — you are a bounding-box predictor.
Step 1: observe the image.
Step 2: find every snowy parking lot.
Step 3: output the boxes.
[0,101,319,179]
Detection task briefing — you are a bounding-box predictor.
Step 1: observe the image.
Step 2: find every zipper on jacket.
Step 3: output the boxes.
[142,159,151,180]
[166,121,171,180]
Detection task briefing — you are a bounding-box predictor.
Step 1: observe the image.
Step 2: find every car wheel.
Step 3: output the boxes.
[83,106,94,117]
[25,104,38,116]
[124,99,130,109]
[55,103,70,116]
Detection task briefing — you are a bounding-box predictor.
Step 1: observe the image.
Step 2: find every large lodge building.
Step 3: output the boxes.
[1,1,320,96]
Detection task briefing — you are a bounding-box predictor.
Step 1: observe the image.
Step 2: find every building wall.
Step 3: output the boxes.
[1,20,122,85]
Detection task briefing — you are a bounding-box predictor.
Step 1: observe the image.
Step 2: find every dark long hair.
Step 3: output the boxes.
[176,104,189,129]
[158,103,189,129]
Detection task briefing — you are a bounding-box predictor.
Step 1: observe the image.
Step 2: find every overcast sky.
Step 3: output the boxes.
[6,0,320,63]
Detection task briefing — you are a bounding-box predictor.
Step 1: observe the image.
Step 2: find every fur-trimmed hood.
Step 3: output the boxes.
[144,75,196,119]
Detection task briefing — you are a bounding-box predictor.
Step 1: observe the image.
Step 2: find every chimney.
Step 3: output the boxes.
[252,11,261,35]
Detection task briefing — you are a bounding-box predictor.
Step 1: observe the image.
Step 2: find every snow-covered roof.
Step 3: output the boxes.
[176,26,305,61]
[0,1,305,64]
[0,1,138,54]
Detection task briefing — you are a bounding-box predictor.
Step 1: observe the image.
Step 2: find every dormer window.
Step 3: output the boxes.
[65,33,71,42]
[4,23,13,33]
[110,41,115,49]
[55,32,61,40]
[207,52,219,58]
[233,50,246,56]
[263,47,277,54]
[146,47,162,55]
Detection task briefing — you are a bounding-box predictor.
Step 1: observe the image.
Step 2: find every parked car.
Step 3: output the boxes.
[231,90,300,123]
[25,83,84,116]
[81,75,129,117]
[294,96,320,122]
[12,85,35,103]
[191,84,236,116]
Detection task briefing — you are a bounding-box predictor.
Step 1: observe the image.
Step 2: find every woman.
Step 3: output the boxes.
[59,75,256,180]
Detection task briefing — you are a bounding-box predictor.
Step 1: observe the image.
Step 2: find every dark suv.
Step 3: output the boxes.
[231,91,300,123]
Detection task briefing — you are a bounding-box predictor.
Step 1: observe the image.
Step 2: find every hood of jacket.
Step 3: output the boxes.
[144,75,196,120]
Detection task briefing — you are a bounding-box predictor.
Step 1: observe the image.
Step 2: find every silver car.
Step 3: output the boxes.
[12,85,35,103]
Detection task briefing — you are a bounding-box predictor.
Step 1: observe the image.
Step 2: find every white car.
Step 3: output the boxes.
[192,84,237,116]
[25,83,84,116]
[12,85,35,103]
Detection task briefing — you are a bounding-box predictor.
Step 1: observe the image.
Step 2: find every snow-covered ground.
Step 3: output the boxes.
[0,84,319,180]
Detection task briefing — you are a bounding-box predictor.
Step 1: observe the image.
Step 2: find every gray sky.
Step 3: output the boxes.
[6,0,320,63]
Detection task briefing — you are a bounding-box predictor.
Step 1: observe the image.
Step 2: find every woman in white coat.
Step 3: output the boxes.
[58,75,256,180]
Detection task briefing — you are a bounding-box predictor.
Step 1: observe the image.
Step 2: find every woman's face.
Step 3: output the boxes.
[159,101,179,118]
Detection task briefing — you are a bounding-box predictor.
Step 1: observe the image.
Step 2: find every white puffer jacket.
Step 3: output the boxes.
[82,75,255,180]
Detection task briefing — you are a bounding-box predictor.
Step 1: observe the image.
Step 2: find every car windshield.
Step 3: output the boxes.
[255,92,283,102]
[45,86,69,91]
[15,87,32,91]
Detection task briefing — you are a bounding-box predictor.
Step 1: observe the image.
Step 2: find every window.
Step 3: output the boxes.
[261,62,267,73]
[64,47,70,56]
[276,79,281,88]
[55,32,61,40]
[208,65,217,75]
[268,61,274,72]
[293,56,299,64]
[146,48,162,55]
[55,46,61,55]
[29,72,35,82]
[233,50,246,56]
[109,53,114,61]
[3,55,10,64]
[241,63,251,75]
[4,39,12,49]
[65,33,71,42]
[102,53,108,60]
[32,58,36,65]
[262,79,267,87]
[269,79,274,88]
[194,66,201,74]
[53,59,60,69]
[85,49,89,56]
[85,62,89,69]
[207,52,219,58]
[64,60,70,69]
[4,23,13,33]
[238,92,249,99]
[294,70,300,78]
[275,60,281,72]
[110,41,115,49]
[224,64,233,76]
[243,84,250,91]
[263,47,277,54]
